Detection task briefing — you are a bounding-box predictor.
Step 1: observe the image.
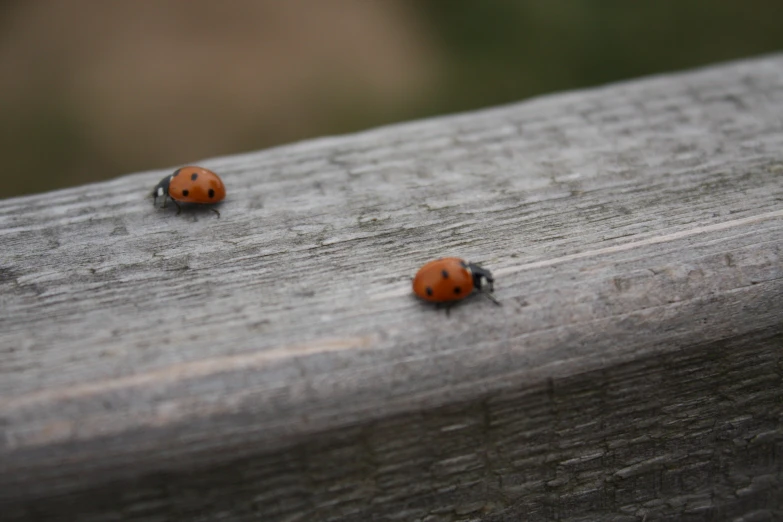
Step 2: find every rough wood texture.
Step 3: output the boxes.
[2,54,783,521]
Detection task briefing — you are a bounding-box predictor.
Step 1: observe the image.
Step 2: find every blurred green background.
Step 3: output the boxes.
[2,0,782,198]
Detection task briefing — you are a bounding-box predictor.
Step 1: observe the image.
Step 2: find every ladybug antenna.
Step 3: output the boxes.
[483,289,501,306]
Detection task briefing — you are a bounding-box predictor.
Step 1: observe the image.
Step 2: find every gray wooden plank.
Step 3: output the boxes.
[1,54,782,520]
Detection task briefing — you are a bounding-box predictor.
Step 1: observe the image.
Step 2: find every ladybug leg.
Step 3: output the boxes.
[433,302,451,317]
[437,302,452,317]
[173,199,182,215]
[210,208,221,218]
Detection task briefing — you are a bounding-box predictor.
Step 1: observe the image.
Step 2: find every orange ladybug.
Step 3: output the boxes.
[153,166,226,217]
[412,257,500,306]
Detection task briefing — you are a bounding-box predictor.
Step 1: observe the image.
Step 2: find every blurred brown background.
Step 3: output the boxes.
[2,0,782,198]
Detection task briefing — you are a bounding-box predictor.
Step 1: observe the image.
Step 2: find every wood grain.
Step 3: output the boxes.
[1,54,782,520]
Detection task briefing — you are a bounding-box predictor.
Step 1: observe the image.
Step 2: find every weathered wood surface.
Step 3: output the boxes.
[1,54,783,521]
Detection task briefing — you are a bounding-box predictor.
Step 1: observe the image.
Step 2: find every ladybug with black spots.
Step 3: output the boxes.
[412,257,500,308]
[152,166,226,217]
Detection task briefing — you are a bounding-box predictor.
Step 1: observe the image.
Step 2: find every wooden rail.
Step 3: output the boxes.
[1,54,782,521]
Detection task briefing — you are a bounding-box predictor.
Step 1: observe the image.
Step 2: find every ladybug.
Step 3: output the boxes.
[152,166,226,217]
[412,257,500,307]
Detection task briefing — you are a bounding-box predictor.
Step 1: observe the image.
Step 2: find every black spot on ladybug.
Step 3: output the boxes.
[441,269,449,279]
[454,286,462,294]
[182,189,189,197]
[426,287,433,296]
[191,173,198,181]
[459,260,468,268]
[208,189,215,198]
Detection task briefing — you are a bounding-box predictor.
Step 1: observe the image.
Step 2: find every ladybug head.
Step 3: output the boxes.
[152,175,172,202]
[467,263,494,293]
